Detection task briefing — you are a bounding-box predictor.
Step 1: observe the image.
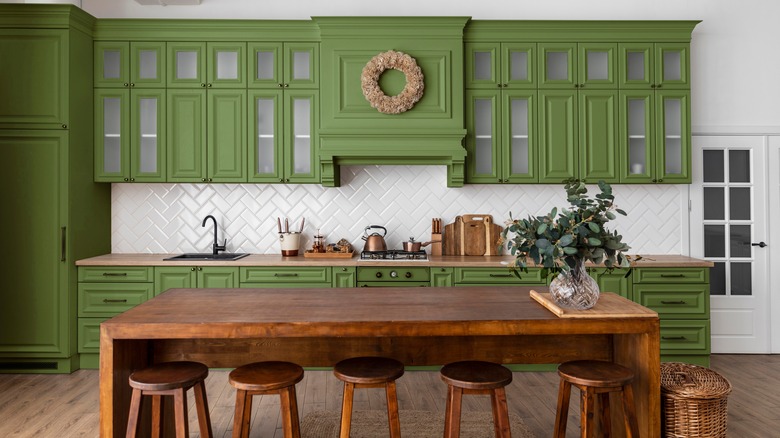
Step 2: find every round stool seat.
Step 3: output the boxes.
[440,360,513,390]
[129,361,208,391]
[334,356,404,384]
[229,361,304,391]
[557,360,634,388]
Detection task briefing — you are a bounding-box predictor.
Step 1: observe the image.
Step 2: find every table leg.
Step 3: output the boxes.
[100,329,150,438]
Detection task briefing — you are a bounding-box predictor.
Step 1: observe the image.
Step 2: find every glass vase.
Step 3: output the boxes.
[549,259,600,310]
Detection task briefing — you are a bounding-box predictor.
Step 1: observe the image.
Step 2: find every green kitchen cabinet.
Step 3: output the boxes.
[589,268,631,300]
[248,42,318,89]
[465,42,535,89]
[94,88,166,182]
[618,42,689,90]
[333,267,356,288]
[240,266,332,288]
[94,41,166,88]
[538,43,617,90]
[465,89,537,183]
[453,267,547,286]
[154,266,239,295]
[167,42,246,89]
[248,89,318,183]
[431,267,454,287]
[167,88,247,182]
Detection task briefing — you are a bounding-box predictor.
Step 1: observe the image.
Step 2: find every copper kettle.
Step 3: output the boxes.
[362,225,388,252]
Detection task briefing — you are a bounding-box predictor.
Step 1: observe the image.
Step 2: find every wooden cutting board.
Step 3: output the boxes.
[484,217,503,256]
[442,216,461,256]
[530,290,658,318]
[463,219,486,255]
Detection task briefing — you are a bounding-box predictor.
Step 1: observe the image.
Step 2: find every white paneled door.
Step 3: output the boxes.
[691,136,769,353]
[770,137,780,353]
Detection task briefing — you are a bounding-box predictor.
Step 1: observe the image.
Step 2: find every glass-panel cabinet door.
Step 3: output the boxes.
[578,43,617,89]
[94,42,129,88]
[284,90,319,183]
[130,90,166,182]
[167,42,206,88]
[503,90,536,182]
[502,43,535,89]
[465,91,500,183]
[130,42,166,88]
[248,43,283,88]
[207,42,246,88]
[538,43,576,88]
[656,90,690,183]
[619,91,654,182]
[655,43,689,89]
[248,90,283,182]
[94,89,129,181]
[285,43,318,89]
[618,43,654,89]
[465,43,499,89]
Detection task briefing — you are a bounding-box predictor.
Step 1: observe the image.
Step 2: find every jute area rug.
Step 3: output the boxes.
[300,409,536,438]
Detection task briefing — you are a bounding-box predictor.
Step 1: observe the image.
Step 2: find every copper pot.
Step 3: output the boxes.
[402,237,433,252]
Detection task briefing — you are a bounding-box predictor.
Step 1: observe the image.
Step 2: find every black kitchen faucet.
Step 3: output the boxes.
[202,215,227,255]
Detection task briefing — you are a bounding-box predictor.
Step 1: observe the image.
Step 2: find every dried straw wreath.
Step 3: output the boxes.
[361,50,424,114]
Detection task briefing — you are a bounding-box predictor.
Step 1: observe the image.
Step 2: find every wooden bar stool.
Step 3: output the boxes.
[126,361,212,438]
[440,360,513,438]
[229,361,304,438]
[333,356,405,438]
[553,360,640,438]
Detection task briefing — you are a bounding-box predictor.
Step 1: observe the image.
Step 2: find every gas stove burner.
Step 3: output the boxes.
[360,250,429,261]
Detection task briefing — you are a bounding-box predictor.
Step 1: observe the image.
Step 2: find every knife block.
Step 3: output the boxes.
[430,233,442,256]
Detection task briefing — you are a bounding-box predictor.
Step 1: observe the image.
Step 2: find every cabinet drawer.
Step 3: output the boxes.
[454,267,545,285]
[240,267,331,284]
[633,268,708,284]
[78,267,153,282]
[660,320,710,354]
[78,283,153,317]
[633,284,708,318]
[78,318,108,353]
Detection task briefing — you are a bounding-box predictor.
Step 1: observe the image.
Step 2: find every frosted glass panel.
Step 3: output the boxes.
[474,51,492,81]
[586,51,609,80]
[103,97,121,173]
[664,99,682,174]
[546,52,568,81]
[292,51,310,80]
[626,52,645,81]
[292,98,311,174]
[138,50,157,80]
[703,150,724,182]
[255,98,275,174]
[103,50,121,79]
[510,98,529,174]
[729,150,750,183]
[730,225,751,257]
[256,51,274,80]
[704,225,725,257]
[138,98,157,173]
[703,187,724,220]
[663,50,681,81]
[176,51,198,79]
[730,187,751,220]
[730,262,752,295]
[474,98,493,174]
[509,51,528,81]
[216,51,238,80]
[710,262,726,295]
[627,99,646,174]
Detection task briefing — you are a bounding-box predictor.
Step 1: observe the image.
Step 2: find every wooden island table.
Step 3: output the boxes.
[100,286,660,437]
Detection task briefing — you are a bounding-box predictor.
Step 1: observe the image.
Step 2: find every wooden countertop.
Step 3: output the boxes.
[77,253,713,268]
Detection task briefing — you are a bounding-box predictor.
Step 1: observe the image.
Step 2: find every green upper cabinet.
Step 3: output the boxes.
[465,42,535,89]
[167,42,246,89]
[248,42,318,89]
[619,42,689,90]
[538,43,617,90]
[94,41,166,88]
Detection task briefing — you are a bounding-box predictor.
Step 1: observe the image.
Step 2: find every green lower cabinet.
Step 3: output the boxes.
[431,267,454,287]
[454,267,547,286]
[589,268,631,300]
[154,266,239,295]
[77,318,107,369]
[660,320,710,366]
[240,266,332,288]
[332,267,356,288]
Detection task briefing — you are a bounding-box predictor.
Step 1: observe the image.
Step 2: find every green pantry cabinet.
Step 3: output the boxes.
[0,5,111,373]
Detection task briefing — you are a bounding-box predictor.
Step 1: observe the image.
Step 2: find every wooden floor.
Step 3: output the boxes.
[0,354,777,437]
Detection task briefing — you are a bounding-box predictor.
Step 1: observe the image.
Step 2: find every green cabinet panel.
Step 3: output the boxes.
[94,41,166,88]
[248,42,318,89]
[431,268,454,287]
[206,42,247,88]
[576,43,618,89]
[78,283,153,317]
[167,42,246,88]
[154,266,238,295]
[618,42,689,90]
[240,266,331,284]
[454,267,546,285]
[208,89,246,182]
[167,42,207,88]
[199,267,239,288]
[77,318,106,353]
[465,42,535,89]
[578,90,618,183]
[589,268,631,300]
[633,268,708,284]
[538,43,577,89]
[167,89,207,181]
[633,284,709,318]
[78,266,153,282]
[538,90,577,182]
[660,320,710,354]
[333,267,356,288]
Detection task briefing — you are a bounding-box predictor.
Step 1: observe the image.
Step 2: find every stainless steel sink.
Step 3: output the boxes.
[163,253,250,261]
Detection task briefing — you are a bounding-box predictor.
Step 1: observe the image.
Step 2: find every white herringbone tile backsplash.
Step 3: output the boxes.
[112,165,689,255]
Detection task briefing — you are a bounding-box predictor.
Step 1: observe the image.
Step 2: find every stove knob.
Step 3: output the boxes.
[376,272,382,278]
[405,272,412,278]
[390,271,398,278]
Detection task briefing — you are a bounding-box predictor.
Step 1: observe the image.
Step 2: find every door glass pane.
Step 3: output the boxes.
[710,262,726,296]
[474,51,492,81]
[704,225,725,257]
[216,51,238,80]
[292,51,311,81]
[730,225,751,257]
[103,97,121,173]
[546,52,568,81]
[509,51,528,81]
[703,150,724,182]
[256,51,274,80]
[138,50,157,80]
[474,98,493,174]
[627,98,646,175]
[729,150,750,183]
[586,51,609,81]
[510,98,529,174]
[138,97,157,173]
[664,98,682,174]
[255,98,275,174]
[176,51,198,79]
[626,51,645,81]
[703,187,724,220]
[292,98,311,174]
[663,50,682,82]
[730,187,751,220]
[730,262,752,295]
[103,50,121,79]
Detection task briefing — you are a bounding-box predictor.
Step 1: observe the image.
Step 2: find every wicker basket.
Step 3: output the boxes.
[660,362,732,438]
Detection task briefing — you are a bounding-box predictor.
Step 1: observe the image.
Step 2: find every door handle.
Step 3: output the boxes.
[751,242,767,248]
[60,226,67,261]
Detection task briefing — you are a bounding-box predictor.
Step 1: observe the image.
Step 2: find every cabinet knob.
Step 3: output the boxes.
[285,178,290,182]
[652,178,657,183]
[61,124,67,129]
[341,267,347,271]
[278,83,284,88]
[503,83,508,87]
[375,272,382,278]
[207,83,213,88]
[198,267,202,271]
[279,178,284,182]
[656,84,662,88]
[497,84,503,88]
[284,83,289,88]
[580,83,585,88]
[201,178,207,182]
[191,267,196,271]
[130,178,135,182]
[201,83,206,87]
[208,178,213,182]
[658,178,663,183]
[123,178,129,182]
[123,83,129,87]
[130,83,135,87]
[574,84,579,88]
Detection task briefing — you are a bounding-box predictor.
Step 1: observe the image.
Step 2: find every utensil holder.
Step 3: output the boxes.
[279,232,301,256]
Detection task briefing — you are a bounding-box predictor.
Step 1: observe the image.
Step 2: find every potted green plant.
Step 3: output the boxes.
[500,179,632,309]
